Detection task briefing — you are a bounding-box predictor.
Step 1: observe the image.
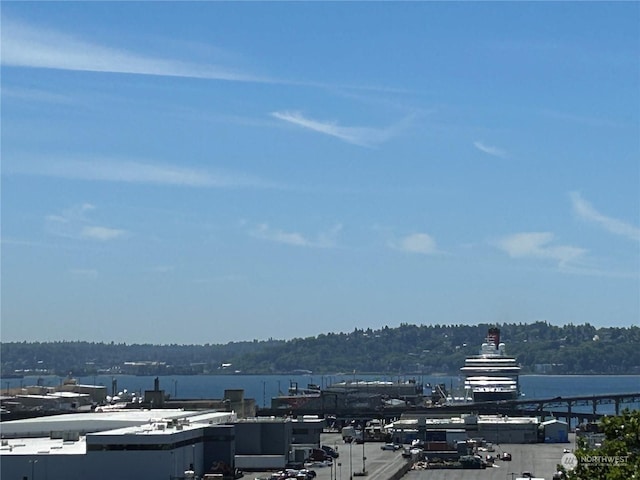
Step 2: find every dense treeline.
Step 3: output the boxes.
[1,322,639,376]
[0,339,284,377]
[562,409,640,479]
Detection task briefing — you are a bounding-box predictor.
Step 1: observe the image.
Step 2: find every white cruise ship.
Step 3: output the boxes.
[460,327,521,402]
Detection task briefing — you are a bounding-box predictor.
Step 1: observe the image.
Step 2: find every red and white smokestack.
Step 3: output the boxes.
[488,327,500,350]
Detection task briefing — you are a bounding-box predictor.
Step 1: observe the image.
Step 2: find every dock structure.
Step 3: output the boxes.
[499,391,640,424]
[258,391,640,425]
[521,391,640,414]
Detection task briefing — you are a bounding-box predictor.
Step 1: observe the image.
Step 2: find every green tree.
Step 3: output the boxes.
[562,409,640,480]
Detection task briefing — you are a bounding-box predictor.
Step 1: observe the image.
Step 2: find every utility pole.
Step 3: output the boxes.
[362,432,367,475]
[349,441,353,480]
[29,459,38,480]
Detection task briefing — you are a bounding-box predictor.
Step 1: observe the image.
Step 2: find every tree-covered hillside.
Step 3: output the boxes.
[2,322,639,376]
[232,322,640,375]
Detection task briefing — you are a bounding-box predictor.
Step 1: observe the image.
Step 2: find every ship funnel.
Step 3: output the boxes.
[487,327,500,350]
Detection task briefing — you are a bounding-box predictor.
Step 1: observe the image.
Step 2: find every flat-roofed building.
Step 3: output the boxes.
[234,414,324,470]
[385,413,539,444]
[0,409,237,480]
[0,409,326,479]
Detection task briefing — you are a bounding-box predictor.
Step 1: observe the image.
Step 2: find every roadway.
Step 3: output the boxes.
[249,432,410,480]
[248,433,575,480]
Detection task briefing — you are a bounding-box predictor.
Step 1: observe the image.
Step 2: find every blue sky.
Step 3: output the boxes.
[1,2,638,345]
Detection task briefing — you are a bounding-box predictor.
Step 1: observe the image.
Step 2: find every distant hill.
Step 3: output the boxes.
[2,322,639,376]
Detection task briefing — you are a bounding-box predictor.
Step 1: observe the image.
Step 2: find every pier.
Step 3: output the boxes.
[494,391,640,424]
[257,391,640,425]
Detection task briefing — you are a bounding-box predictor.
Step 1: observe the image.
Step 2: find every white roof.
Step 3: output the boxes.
[0,435,88,456]
[0,409,234,439]
[0,410,237,456]
[478,415,538,425]
[541,419,568,426]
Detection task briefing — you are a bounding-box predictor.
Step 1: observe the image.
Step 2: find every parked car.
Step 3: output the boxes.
[380,443,401,451]
[402,446,423,458]
[308,449,330,461]
[321,445,339,458]
[501,452,512,461]
[270,469,316,480]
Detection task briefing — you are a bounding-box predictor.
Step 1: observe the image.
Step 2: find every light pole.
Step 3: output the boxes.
[338,462,342,480]
[349,441,353,480]
[362,433,367,475]
[29,459,38,480]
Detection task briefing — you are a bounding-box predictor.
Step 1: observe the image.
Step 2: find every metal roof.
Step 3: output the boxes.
[0,409,234,439]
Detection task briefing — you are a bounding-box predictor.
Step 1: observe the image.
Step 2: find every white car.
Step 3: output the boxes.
[380,443,401,451]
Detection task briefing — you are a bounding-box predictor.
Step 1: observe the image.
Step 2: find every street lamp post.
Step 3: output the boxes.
[362,433,366,475]
[29,459,38,480]
[349,441,353,480]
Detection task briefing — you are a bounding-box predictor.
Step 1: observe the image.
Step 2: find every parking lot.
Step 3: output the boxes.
[403,434,576,480]
[249,432,410,480]
[248,433,575,480]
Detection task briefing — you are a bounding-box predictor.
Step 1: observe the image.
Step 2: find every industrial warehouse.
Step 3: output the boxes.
[0,409,327,479]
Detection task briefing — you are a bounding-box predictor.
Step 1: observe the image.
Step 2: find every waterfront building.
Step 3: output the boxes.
[0,409,236,479]
[0,408,325,479]
[540,419,570,443]
[386,413,539,445]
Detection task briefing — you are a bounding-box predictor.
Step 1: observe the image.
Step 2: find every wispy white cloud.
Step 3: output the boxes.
[6,157,279,189]
[570,191,640,241]
[271,110,411,147]
[46,203,127,242]
[1,86,73,104]
[474,141,508,158]
[69,268,99,279]
[1,17,405,94]
[391,233,439,255]
[251,223,342,248]
[493,232,586,267]
[81,226,126,241]
[1,17,268,82]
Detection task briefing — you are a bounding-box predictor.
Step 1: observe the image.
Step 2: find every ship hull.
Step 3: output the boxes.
[472,390,519,402]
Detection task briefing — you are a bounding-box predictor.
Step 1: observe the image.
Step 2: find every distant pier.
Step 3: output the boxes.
[257,391,640,425]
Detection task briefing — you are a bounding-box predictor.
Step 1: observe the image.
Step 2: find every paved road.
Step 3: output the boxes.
[249,432,410,480]
[248,433,574,480]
